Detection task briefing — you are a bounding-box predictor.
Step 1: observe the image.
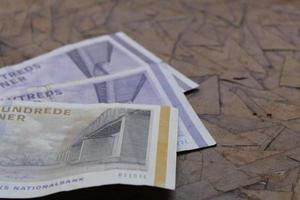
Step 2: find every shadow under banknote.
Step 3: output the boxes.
[30,185,172,200]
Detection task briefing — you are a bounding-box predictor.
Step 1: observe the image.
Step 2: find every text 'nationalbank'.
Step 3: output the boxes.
[0,177,84,191]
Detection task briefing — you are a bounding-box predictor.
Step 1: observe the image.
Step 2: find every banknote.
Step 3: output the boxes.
[0,32,197,93]
[0,67,215,152]
[0,101,178,198]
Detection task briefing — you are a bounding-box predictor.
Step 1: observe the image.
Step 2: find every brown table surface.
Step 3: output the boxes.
[0,0,300,199]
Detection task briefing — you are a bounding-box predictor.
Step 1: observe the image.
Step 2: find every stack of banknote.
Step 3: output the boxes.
[0,32,215,198]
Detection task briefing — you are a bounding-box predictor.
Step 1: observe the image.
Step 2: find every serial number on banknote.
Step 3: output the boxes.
[117,172,147,180]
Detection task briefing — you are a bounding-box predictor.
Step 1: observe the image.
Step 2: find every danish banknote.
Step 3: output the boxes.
[0,32,197,93]
[0,101,177,198]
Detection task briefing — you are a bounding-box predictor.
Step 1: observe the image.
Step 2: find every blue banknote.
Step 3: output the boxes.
[0,33,197,93]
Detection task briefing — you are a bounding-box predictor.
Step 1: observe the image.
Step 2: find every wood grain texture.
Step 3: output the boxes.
[0,0,299,199]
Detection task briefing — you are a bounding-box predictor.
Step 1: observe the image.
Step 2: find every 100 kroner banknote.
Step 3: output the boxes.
[0,101,177,198]
[0,32,197,93]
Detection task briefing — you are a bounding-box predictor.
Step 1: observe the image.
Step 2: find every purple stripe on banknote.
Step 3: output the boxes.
[111,34,207,147]
[149,63,207,147]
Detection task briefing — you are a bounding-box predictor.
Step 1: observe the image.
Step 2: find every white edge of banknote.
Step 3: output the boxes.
[0,101,178,198]
[0,68,147,97]
[166,65,199,93]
